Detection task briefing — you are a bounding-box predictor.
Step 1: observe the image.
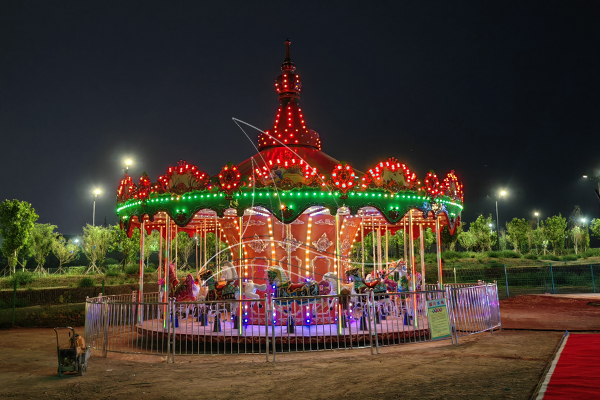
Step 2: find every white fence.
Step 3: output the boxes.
[84,283,501,362]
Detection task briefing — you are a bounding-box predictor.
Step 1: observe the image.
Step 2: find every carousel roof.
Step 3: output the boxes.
[116,40,464,233]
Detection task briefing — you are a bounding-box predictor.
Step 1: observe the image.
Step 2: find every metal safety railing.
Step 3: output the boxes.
[84,283,501,362]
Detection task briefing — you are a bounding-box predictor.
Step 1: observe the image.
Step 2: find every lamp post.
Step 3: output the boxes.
[495,190,507,251]
[534,212,540,228]
[582,175,600,217]
[92,189,101,226]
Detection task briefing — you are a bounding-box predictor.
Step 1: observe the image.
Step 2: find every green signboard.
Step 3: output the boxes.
[427,298,452,340]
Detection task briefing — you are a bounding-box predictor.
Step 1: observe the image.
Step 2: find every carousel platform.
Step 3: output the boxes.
[136,314,430,347]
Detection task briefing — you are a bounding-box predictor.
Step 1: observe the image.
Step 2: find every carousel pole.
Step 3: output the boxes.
[203,218,207,270]
[335,212,342,335]
[238,216,243,335]
[408,210,417,328]
[435,216,443,289]
[158,226,163,282]
[195,228,199,275]
[419,223,425,289]
[361,215,365,278]
[385,225,389,271]
[403,219,407,262]
[174,225,178,272]
[214,215,218,270]
[139,221,145,323]
[371,216,376,274]
[163,216,170,329]
[377,222,382,274]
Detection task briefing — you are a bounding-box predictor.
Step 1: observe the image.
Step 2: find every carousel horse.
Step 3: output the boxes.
[345,267,388,296]
[266,266,319,305]
[218,261,267,300]
[198,261,239,301]
[322,272,355,308]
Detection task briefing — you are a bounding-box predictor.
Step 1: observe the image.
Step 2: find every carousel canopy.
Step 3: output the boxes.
[116,40,464,234]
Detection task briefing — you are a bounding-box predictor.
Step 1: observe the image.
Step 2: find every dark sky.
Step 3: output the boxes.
[1,1,600,234]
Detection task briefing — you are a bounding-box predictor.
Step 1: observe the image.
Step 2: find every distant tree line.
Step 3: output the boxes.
[0,199,230,275]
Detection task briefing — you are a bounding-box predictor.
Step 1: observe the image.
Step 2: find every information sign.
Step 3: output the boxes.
[427,298,452,340]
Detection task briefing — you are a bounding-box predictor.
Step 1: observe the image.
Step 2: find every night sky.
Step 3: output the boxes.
[1,1,599,235]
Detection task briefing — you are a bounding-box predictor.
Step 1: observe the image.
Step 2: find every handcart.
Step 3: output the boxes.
[54,327,91,376]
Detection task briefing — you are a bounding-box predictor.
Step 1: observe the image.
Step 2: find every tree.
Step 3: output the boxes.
[0,200,38,274]
[30,223,57,275]
[145,230,160,267]
[82,224,115,274]
[469,214,494,252]
[505,218,530,253]
[541,214,567,255]
[440,223,463,251]
[111,226,140,269]
[52,235,80,273]
[175,231,195,270]
[458,231,477,252]
[590,219,600,242]
[571,226,587,254]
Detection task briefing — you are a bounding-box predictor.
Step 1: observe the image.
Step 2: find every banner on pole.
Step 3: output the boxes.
[427,298,452,340]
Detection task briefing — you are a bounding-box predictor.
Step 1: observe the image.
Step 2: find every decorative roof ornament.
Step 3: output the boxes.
[258,39,321,151]
[248,234,268,253]
[312,233,334,252]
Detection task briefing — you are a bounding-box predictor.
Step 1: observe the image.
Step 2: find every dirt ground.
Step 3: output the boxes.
[1,294,598,400]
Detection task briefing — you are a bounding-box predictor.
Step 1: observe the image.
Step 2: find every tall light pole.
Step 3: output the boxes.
[534,211,540,228]
[495,190,507,251]
[93,189,101,226]
[582,175,600,217]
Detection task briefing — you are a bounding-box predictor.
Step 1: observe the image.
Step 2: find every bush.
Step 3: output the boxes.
[540,254,560,261]
[7,271,36,287]
[124,264,139,275]
[500,250,521,259]
[145,264,157,273]
[67,266,86,275]
[105,257,120,265]
[105,267,121,277]
[486,251,500,258]
[580,248,600,258]
[524,253,538,260]
[441,251,462,260]
[78,277,95,287]
[561,255,578,261]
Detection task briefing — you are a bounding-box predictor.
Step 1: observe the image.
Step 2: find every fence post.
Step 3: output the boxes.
[503,264,509,298]
[592,265,596,294]
[453,268,457,284]
[550,263,556,294]
[102,299,108,358]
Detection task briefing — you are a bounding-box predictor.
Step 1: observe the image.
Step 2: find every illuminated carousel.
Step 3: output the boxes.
[111,40,465,347]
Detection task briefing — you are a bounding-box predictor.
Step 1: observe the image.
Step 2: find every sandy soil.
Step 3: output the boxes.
[2,294,597,400]
[500,294,600,331]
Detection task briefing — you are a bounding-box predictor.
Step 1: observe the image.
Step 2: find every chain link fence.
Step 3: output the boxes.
[439,264,599,299]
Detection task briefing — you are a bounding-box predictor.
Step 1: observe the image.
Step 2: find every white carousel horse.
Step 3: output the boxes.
[220,261,266,299]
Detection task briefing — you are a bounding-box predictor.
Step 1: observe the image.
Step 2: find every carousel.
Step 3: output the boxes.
[112,40,465,345]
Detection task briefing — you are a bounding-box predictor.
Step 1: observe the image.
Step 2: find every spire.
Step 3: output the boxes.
[258,39,321,151]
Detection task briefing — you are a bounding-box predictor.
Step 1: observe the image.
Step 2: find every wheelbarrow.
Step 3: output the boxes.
[54,327,91,376]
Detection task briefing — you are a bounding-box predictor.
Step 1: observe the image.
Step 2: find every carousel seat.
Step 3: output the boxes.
[365,280,380,288]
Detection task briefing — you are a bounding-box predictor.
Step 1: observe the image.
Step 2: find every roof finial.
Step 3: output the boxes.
[285,38,291,61]
[281,38,296,73]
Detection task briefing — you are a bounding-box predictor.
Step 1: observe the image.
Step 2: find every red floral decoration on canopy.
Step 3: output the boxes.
[117,175,137,203]
[138,173,152,201]
[157,160,210,195]
[218,164,242,194]
[442,171,464,202]
[330,163,356,193]
[423,171,442,199]
[361,158,418,192]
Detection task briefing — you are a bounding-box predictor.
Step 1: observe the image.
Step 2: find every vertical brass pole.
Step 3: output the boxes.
[238,216,243,335]
[408,210,417,327]
[361,215,365,278]
[139,221,145,323]
[335,212,342,335]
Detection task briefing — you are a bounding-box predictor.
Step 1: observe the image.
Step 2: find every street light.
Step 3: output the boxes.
[93,188,101,226]
[534,211,540,228]
[124,159,133,175]
[495,190,507,250]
